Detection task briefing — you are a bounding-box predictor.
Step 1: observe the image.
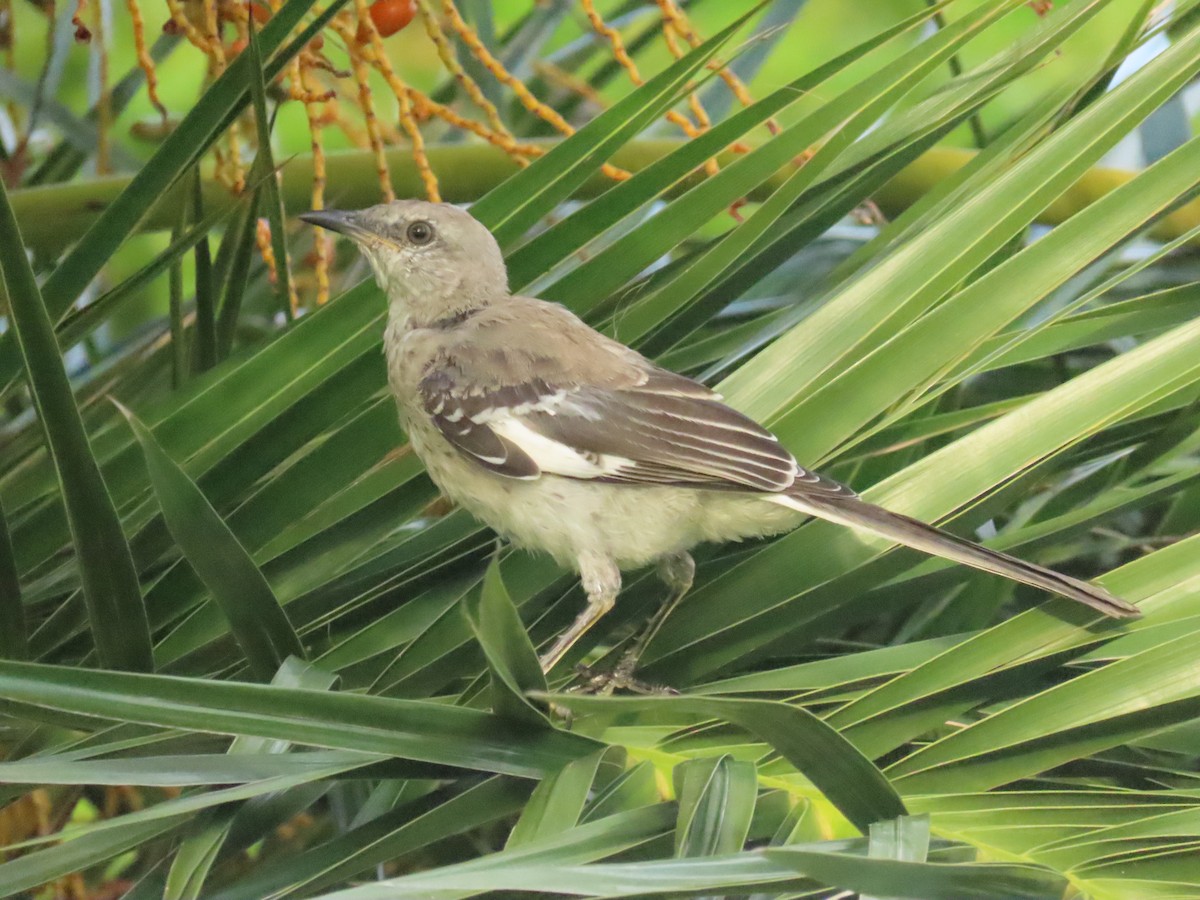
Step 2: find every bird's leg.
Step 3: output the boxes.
[539,552,620,673]
[608,551,695,687]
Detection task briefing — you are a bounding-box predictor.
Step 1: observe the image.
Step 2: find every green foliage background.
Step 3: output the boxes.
[2,1,1200,898]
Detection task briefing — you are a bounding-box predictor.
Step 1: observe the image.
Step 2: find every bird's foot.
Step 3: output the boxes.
[569,653,677,697]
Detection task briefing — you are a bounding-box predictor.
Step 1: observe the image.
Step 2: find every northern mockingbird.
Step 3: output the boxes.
[301,200,1139,675]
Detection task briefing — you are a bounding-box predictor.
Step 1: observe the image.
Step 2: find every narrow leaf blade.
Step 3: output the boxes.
[116,401,304,680]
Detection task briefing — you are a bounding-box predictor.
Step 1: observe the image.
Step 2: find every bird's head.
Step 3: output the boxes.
[301,200,508,326]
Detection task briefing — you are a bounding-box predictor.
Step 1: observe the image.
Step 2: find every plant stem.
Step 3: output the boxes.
[11,142,1200,256]
[925,0,988,148]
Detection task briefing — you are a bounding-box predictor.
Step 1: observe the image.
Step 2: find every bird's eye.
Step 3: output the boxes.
[406,220,435,245]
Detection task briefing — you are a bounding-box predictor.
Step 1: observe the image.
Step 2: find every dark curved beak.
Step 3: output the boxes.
[299,208,363,236]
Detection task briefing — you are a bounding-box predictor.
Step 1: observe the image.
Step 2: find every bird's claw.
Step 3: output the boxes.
[568,657,678,697]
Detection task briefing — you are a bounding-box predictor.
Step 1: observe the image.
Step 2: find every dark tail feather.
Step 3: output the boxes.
[774,492,1139,619]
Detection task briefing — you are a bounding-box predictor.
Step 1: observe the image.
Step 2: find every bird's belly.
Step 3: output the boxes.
[407,419,802,572]
[437,466,698,569]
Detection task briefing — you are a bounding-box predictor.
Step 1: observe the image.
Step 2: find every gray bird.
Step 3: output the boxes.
[301,200,1139,676]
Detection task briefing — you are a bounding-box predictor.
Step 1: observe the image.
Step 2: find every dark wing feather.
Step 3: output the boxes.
[419,369,542,479]
[414,299,852,497]
[523,385,800,491]
[421,358,854,498]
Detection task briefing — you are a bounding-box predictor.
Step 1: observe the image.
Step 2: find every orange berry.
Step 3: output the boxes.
[308,33,324,51]
[364,0,415,39]
[229,37,248,56]
[249,2,271,23]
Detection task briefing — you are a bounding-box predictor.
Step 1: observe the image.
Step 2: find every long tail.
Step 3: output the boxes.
[771,491,1139,619]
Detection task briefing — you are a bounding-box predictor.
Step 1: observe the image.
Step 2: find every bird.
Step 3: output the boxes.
[300,199,1139,678]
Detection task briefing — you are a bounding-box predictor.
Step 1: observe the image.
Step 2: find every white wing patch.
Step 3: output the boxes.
[488,414,634,479]
[468,389,569,423]
[465,389,607,425]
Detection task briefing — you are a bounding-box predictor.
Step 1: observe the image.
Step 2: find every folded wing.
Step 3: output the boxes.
[419,360,853,499]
